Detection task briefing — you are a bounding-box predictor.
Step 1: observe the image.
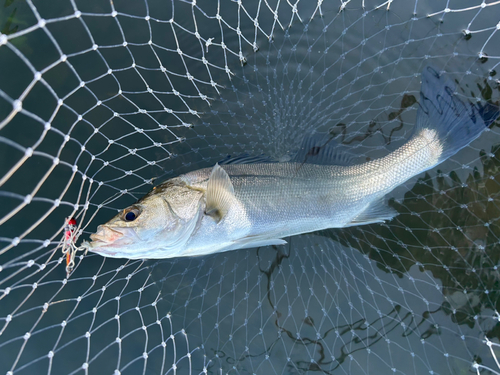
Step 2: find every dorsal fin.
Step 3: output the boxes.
[292,133,358,166]
[205,164,235,223]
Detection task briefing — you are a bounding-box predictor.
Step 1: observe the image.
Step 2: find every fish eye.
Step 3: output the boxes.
[123,208,140,222]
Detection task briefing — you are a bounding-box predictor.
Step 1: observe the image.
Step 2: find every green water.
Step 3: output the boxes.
[1,0,500,374]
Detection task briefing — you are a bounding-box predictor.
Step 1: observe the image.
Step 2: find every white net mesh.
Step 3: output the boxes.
[2,0,500,374]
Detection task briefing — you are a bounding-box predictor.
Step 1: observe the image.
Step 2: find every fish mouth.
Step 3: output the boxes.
[89,225,139,255]
[90,225,124,243]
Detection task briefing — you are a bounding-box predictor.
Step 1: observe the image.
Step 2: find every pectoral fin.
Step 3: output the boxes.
[205,163,235,223]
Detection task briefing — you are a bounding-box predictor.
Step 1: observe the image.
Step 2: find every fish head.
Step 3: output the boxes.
[88,179,204,259]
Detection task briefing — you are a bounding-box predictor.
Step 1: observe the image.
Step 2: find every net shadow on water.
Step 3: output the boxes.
[2,0,500,374]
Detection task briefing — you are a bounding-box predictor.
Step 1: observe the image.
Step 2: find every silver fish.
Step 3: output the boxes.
[86,66,498,259]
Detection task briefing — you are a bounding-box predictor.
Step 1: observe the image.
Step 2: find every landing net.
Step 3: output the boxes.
[1,0,500,374]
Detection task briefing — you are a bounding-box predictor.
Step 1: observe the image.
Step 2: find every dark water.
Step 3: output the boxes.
[1,0,500,374]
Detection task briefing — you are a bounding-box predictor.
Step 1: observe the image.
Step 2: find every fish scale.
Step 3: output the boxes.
[181,134,439,255]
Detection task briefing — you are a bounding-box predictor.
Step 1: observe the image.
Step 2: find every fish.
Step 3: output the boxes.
[85,66,499,259]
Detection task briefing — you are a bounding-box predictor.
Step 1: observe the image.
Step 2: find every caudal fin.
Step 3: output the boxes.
[415,66,499,163]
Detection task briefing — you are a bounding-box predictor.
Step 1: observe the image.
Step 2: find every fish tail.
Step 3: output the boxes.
[414,66,499,164]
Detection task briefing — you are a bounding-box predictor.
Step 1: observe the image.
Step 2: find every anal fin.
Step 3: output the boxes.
[346,198,398,227]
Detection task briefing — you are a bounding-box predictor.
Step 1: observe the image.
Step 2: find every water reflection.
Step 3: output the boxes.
[336,139,500,318]
[330,93,417,148]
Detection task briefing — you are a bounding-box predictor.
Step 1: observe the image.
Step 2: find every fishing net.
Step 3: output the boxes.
[2,0,500,374]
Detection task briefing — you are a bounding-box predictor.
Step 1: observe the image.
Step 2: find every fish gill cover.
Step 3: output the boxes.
[1,0,500,374]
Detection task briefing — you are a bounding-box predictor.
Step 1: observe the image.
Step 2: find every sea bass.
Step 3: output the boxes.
[86,66,498,259]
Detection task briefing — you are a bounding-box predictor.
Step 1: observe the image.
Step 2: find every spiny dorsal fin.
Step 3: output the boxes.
[205,163,235,223]
[219,153,274,165]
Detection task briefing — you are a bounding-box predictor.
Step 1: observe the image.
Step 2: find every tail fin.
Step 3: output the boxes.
[415,66,499,163]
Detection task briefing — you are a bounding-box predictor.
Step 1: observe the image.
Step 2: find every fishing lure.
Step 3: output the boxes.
[61,217,80,276]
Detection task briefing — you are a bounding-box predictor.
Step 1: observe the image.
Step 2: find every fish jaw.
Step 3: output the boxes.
[87,222,192,259]
[90,225,124,243]
[88,225,141,256]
